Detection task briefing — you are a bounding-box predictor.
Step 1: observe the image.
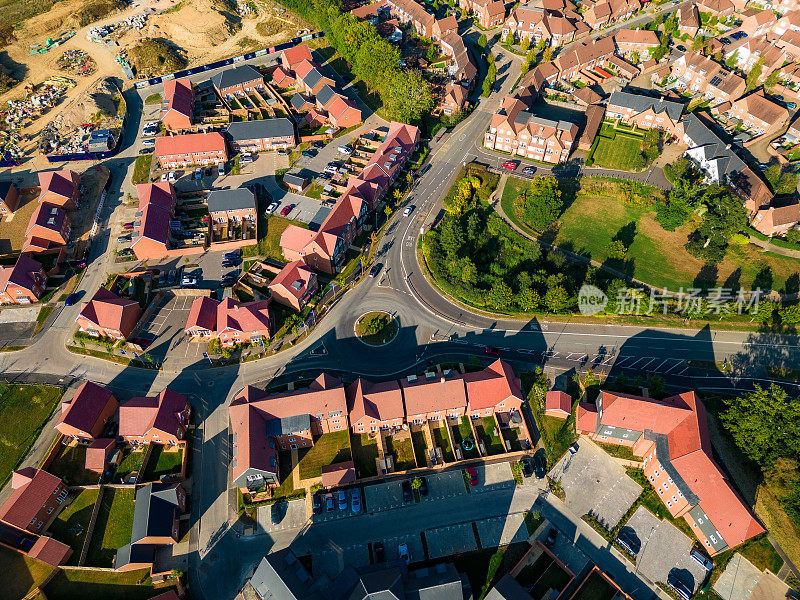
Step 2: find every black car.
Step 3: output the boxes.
[401,480,413,502]
[667,574,692,600]
[222,273,236,287]
[313,140,325,148]
[544,528,558,548]
[222,258,240,268]
[224,249,242,260]
[312,493,323,514]
[720,36,730,44]
[533,449,546,478]
[369,263,382,278]
[418,476,428,496]
[521,458,534,478]
[373,541,385,563]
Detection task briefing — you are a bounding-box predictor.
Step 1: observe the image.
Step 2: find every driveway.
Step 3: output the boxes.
[134,291,207,362]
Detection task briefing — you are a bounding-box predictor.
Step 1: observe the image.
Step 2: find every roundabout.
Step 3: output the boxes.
[354,311,400,347]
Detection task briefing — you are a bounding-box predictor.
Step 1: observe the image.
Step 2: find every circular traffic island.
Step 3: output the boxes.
[354,311,399,347]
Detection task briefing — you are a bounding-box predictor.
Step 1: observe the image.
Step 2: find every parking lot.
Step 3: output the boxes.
[258,499,308,533]
[549,439,642,529]
[134,291,207,362]
[473,463,516,493]
[426,522,478,558]
[621,506,709,592]
[476,513,529,548]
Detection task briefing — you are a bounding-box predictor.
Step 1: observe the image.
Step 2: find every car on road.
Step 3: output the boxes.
[139,147,154,154]
[168,171,178,182]
[417,476,428,496]
[522,166,536,175]
[485,346,500,356]
[302,149,317,157]
[141,138,155,148]
[181,276,198,288]
[369,263,382,278]
[325,493,335,511]
[569,442,579,454]
[337,145,353,155]
[544,528,557,548]
[350,488,361,513]
[789,102,797,110]
[533,449,546,478]
[398,543,410,565]
[502,160,519,170]
[280,204,293,217]
[466,466,478,486]
[266,201,280,214]
[337,490,347,510]
[65,293,81,307]
[373,541,385,563]
[160,173,169,182]
[312,493,322,515]
[403,205,414,217]
[401,480,412,502]
[193,169,203,180]
[521,457,533,478]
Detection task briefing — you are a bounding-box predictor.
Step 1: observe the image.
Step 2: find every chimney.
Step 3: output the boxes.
[441,377,445,384]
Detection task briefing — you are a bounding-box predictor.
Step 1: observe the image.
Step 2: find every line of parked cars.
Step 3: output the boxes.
[313,487,362,515]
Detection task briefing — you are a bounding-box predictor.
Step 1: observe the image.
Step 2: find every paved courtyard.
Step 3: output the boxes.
[427,470,467,500]
[473,463,515,493]
[549,439,642,529]
[363,479,406,513]
[258,499,308,534]
[622,506,709,592]
[135,292,207,362]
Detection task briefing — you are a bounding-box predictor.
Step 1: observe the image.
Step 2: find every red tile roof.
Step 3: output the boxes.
[0,469,62,530]
[321,461,356,488]
[401,372,467,416]
[294,59,316,81]
[27,536,72,566]
[545,391,572,416]
[463,359,523,411]
[26,202,67,236]
[85,438,115,470]
[576,401,598,432]
[217,298,272,336]
[186,296,219,332]
[0,254,44,296]
[268,260,315,301]
[280,225,316,253]
[119,388,189,440]
[136,181,175,212]
[162,78,193,123]
[347,378,405,423]
[282,44,313,68]
[38,170,78,201]
[55,381,117,438]
[155,131,226,157]
[77,287,142,335]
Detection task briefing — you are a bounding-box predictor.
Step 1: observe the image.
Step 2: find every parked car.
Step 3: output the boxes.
[667,574,692,600]
[502,160,519,170]
[302,150,316,157]
[690,548,713,571]
[168,171,178,182]
[350,488,362,513]
[181,276,198,287]
[141,138,155,148]
[325,493,335,511]
[312,141,325,148]
[337,490,347,510]
[401,480,412,502]
[789,102,797,110]
[569,442,579,454]
[373,541,385,563]
[222,273,236,287]
[324,164,339,175]
[266,201,280,214]
[224,249,242,260]
[533,449,546,478]
[719,36,730,44]
[65,293,81,307]
[544,528,558,548]
[160,173,169,182]
[139,147,154,155]
[398,543,410,565]
[193,169,202,180]
[369,263,383,278]
[403,205,414,217]
[418,477,428,496]
[280,204,293,217]
[521,458,534,478]
[312,493,322,514]
[117,235,131,243]
[122,222,134,230]
[222,257,240,268]
[337,145,353,155]
[466,466,478,486]
[522,166,536,175]
[167,270,177,286]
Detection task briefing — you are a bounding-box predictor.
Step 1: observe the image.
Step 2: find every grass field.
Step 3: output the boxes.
[85,488,135,568]
[116,449,146,482]
[589,133,644,171]
[476,416,505,455]
[48,445,99,486]
[297,431,351,480]
[131,154,152,185]
[0,544,54,600]
[49,489,100,565]
[432,425,455,463]
[538,413,577,468]
[351,433,379,478]
[0,383,63,486]
[243,215,308,261]
[44,567,177,600]
[411,429,428,467]
[386,435,416,472]
[451,417,479,459]
[141,445,182,481]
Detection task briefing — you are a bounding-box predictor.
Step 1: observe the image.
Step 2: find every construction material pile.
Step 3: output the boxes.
[56,50,97,76]
[3,78,75,130]
[86,12,148,42]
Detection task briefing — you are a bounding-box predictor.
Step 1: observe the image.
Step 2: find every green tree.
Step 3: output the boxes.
[764,69,779,91]
[520,36,530,52]
[505,31,514,46]
[426,43,437,61]
[655,196,692,231]
[478,33,487,49]
[517,288,540,312]
[522,175,562,232]
[411,476,422,490]
[605,239,628,260]
[746,58,764,91]
[482,59,496,97]
[488,280,514,309]
[630,50,639,64]
[526,48,537,66]
[536,38,546,51]
[685,186,747,263]
[691,35,706,51]
[766,164,799,195]
[646,374,665,399]
[520,61,529,75]
[439,216,465,256]
[543,284,570,312]
[543,47,553,62]
[461,259,478,285]
[725,49,739,69]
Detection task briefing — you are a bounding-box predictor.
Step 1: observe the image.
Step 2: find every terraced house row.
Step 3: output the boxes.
[229,360,527,491]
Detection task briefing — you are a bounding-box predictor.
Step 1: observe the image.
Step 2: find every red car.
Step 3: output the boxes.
[466,467,478,486]
[280,204,293,217]
[502,160,519,170]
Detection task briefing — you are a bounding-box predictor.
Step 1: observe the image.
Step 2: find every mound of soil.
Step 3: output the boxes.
[60,77,121,129]
[128,38,186,77]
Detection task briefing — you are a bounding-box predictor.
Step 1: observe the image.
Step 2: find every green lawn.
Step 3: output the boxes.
[0,384,64,486]
[386,436,416,472]
[116,449,146,482]
[297,431,351,480]
[502,427,522,452]
[452,418,479,459]
[44,567,177,600]
[538,413,577,468]
[131,154,152,185]
[48,445,99,486]
[432,425,455,462]
[589,133,644,171]
[411,429,428,468]
[476,417,505,455]
[141,445,183,482]
[271,450,296,498]
[49,489,100,565]
[351,433,378,478]
[242,215,308,262]
[0,544,54,600]
[85,488,136,568]
[596,442,639,461]
[144,93,161,104]
[306,182,323,199]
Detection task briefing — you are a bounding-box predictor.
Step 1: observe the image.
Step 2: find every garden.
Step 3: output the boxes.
[585,122,661,171]
[49,444,99,486]
[351,433,379,477]
[50,489,100,565]
[0,544,54,600]
[296,430,352,480]
[85,488,135,567]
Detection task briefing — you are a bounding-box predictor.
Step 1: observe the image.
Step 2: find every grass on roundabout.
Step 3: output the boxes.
[354,311,399,346]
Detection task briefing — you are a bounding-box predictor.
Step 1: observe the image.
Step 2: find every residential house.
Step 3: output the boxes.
[267,259,318,311]
[773,30,800,62]
[118,388,190,446]
[432,15,457,40]
[605,54,639,79]
[577,103,606,151]
[0,469,66,535]
[321,461,357,488]
[696,0,734,17]
[352,0,391,24]
[211,64,265,99]
[54,381,118,442]
[131,182,176,260]
[154,131,228,169]
[0,254,47,304]
[727,90,790,136]
[385,0,435,36]
[438,82,468,115]
[484,96,579,164]
[327,95,362,128]
[229,374,348,490]
[464,360,525,422]
[23,202,71,254]
[0,181,19,214]
[677,3,701,37]
[401,370,467,425]
[752,199,800,236]
[38,169,80,210]
[184,297,272,346]
[775,0,800,15]
[738,8,776,37]
[582,0,640,30]
[576,390,765,554]
[606,90,685,137]
[281,44,313,71]
[75,287,143,341]
[572,85,603,106]
[206,188,257,237]
[670,51,745,103]
[161,78,194,131]
[440,33,479,88]
[283,173,309,192]
[724,37,787,75]
[502,4,579,47]
[84,438,116,474]
[772,9,800,38]
[553,36,616,81]
[613,28,660,59]
[297,64,336,96]
[290,92,314,114]
[115,483,186,571]
[347,378,405,433]
[545,390,572,418]
[460,0,505,28]
[271,66,296,89]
